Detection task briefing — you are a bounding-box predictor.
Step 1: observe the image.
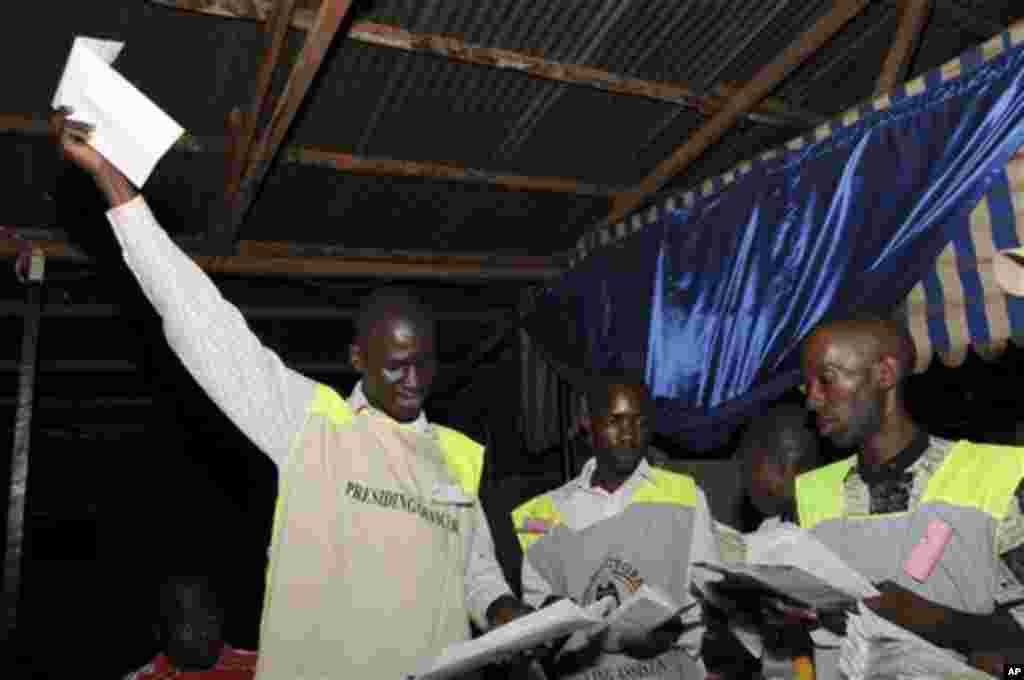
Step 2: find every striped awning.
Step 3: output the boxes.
[903,151,1024,372]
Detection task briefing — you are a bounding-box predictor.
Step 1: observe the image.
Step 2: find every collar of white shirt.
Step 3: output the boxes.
[571,456,656,493]
[347,380,432,436]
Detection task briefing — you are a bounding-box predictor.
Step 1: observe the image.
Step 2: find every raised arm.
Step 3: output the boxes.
[53,109,315,466]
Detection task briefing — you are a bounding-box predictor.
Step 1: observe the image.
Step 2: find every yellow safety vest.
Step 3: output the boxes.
[511,467,698,551]
[264,384,484,613]
[796,440,1024,530]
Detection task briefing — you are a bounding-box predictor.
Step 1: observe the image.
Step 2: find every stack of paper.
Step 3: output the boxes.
[52,36,184,187]
[409,597,613,680]
[840,604,994,680]
[695,524,878,611]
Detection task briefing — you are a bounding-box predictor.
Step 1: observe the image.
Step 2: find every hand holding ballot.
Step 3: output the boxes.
[52,36,183,187]
[51,36,185,208]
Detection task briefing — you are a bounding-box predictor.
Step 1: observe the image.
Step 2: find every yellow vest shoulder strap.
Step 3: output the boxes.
[923,441,1024,520]
[796,456,856,529]
[631,468,698,507]
[512,493,564,551]
[435,425,485,497]
[308,383,355,426]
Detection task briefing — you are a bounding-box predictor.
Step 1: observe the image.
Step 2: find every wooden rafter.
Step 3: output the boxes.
[223,0,298,209]
[149,0,824,129]
[601,0,872,228]
[0,302,513,323]
[0,232,563,280]
[876,0,932,95]
[1,113,616,197]
[215,0,357,248]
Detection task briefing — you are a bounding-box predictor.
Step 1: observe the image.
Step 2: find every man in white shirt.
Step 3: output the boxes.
[52,109,532,679]
[513,371,721,679]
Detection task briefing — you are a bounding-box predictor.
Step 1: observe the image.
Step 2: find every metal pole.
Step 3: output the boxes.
[2,251,44,641]
[558,377,573,484]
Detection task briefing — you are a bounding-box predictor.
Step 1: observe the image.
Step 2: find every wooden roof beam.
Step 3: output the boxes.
[875,0,932,96]
[0,233,563,280]
[222,0,298,210]
[601,0,871,228]
[149,1,824,129]
[2,113,617,197]
[213,0,357,250]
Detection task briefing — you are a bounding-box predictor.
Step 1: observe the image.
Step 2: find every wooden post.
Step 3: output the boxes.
[2,251,44,641]
[875,0,931,95]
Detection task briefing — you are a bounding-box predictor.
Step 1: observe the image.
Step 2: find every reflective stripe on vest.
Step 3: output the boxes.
[795,456,855,530]
[797,441,1024,530]
[511,467,699,551]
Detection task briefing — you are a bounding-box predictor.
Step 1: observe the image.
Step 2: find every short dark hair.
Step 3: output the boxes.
[585,368,650,418]
[814,314,917,380]
[739,403,819,471]
[157,573,222,633]
[354,286,434,345]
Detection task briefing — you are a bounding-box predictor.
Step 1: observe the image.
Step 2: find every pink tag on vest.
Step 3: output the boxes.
[903,518,952,582]
[520,517,554,534]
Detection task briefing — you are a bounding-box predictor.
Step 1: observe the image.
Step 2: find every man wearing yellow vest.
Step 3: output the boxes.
[513,372,721,680]
[52,111,533,678]
[799,317,1024,677]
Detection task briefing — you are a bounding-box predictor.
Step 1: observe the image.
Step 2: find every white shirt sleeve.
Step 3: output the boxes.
[464,502,515,630]
[106,197,317,467]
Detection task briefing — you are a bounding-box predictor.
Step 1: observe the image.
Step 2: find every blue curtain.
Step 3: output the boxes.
[541,33,1024,451]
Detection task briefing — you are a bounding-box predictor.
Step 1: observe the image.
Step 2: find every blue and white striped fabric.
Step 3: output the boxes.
[904,154,1024,370]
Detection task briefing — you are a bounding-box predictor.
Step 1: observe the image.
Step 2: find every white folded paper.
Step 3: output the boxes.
[696,523,879,610]
[52,36,184,187]
[557,584,693,657]
[409,597,613,680]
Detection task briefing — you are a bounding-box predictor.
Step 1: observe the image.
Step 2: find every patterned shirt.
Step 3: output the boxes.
[840,433,1024,618]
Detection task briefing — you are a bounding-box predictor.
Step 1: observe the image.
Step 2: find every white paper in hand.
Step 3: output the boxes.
[411,598,611,680]
[52,36,184,187]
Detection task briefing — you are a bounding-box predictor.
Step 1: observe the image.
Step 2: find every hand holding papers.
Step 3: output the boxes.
[840,603,994,680]
[696,524,878,613]
[52,36,184,187]
[409,597,612,680]
[413,585,692,678]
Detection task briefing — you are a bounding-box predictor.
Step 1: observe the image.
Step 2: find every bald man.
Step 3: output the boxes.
[798,317,1024,677]
[52,111,531,678]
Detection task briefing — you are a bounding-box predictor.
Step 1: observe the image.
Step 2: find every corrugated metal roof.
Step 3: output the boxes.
[4,0,1024,259]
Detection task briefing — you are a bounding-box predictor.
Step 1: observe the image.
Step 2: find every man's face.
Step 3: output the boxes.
[590,383,651,477]
[351,313,437,423]
[741,443,795,518]
[801,330,883,449]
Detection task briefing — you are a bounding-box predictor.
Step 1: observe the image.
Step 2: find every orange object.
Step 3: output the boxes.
[794,654,815,680]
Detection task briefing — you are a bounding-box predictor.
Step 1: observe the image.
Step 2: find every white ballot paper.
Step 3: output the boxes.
[695,524,878,610]
[556,584,695,658]
[604,583,690,638]
[52,36,184,187]
[840,603,994,680]
[409,597,614,680]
